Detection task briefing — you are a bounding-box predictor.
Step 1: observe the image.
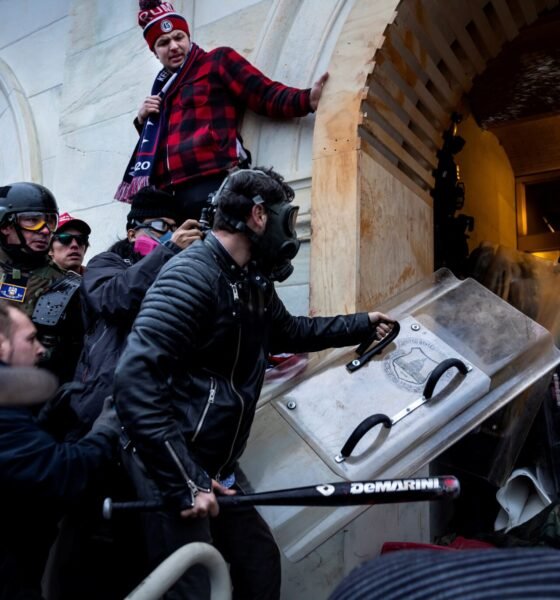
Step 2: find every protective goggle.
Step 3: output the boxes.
[15,212,59,233]
[52,232,89,247]
[134,219,177,235]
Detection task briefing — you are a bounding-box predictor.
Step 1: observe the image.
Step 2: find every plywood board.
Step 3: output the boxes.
[312,0,400,159]
[310,150,360,316]
[357,151,434,310]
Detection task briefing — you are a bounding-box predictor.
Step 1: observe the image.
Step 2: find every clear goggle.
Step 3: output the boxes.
[15,212,59,233]
[134,219,177,234]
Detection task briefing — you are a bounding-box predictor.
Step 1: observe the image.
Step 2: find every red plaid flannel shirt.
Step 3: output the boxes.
[153,45,313,189]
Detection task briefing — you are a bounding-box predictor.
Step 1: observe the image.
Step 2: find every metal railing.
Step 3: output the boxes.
[125,542,231,600]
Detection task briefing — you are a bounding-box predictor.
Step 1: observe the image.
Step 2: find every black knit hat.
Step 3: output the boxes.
[126,186,180,228]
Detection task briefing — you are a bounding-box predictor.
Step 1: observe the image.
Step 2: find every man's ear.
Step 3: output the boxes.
[127,228,137,243]
[0,333,12,364]
[248,204,267,234]
[0,224,13,236]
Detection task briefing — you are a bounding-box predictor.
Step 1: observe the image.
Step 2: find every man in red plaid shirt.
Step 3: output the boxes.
[125,0,328,222]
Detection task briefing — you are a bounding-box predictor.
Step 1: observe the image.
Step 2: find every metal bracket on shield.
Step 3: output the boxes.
[335,358,471,463]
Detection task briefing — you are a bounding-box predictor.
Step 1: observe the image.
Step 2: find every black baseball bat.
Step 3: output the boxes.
[103,476,459,519]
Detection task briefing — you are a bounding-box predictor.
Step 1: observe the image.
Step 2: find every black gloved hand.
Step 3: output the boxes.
[90,395,121,438]
[37,380,82,440]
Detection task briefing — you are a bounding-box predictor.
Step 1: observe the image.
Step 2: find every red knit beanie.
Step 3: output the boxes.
[138,0,190,50]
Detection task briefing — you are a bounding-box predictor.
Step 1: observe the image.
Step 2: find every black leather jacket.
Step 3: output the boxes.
[114,233,373,509]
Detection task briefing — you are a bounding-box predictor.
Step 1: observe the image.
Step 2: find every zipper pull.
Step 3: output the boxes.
[186,479,199,498]
[208,385,216,403]
[231,283,240,317]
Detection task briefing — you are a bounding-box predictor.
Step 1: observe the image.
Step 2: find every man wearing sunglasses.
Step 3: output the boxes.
[0,182,84,383]
[49,212,91,275]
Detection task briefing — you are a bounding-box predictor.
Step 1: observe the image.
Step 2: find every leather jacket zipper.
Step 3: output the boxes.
[192,377,216,442]
[216,284,244,479]
[164,439,209,495]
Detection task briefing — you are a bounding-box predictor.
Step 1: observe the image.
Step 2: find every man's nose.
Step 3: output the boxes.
[70,239,79,248]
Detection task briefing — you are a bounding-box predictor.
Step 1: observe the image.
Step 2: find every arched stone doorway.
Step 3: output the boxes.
[0,58,42,183]
[311,0,559,315]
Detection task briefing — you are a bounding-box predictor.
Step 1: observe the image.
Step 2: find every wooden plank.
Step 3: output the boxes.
[364,91,439,169]
[360,139,433,206]
[311,0,400,160]
[359,118,435,188]
[368,78,411,130]
[389,22,461,108]
[372,68,442,147]
[378,42,448,125]
[311,151,360,315]
[357,151,433,310]
[465,2,502,57]
[492,0,519,41]
[436,8,486,73]
[518,0,539,24]
[376,49,447,128]
[397,1,472,91]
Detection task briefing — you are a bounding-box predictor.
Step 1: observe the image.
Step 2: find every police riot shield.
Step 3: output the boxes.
[238,269,560,561]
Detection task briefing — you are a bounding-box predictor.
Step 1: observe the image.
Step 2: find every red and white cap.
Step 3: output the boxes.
[138,0,190,50]
[56,212,91,235]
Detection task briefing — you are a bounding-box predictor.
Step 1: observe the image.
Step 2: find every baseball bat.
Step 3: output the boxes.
[103,476,459,519]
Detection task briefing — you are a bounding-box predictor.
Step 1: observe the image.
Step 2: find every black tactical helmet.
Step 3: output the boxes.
[0,182,58,226]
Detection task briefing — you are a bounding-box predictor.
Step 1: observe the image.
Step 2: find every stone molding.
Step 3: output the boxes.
[0,58,42,183]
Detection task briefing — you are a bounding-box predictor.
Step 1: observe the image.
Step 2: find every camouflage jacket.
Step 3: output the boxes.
[0,247,66,316]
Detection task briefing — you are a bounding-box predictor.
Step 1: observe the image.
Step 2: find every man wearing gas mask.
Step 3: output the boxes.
[114,167,394,600]
[0,182,83,381]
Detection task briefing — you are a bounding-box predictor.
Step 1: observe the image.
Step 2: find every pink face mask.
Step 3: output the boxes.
[134,235,160,256]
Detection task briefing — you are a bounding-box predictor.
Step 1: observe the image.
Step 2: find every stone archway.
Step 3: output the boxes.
[0,58,42,183]
[311,0,558,315]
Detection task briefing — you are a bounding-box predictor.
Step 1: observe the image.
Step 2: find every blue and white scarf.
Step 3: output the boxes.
[114,46,196,202]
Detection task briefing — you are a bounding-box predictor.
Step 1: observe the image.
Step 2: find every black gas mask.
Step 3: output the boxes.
[253,200,300,282]
[207,169,301,282]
